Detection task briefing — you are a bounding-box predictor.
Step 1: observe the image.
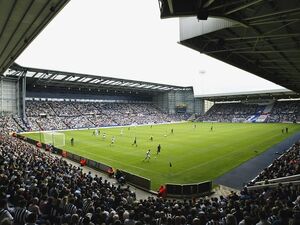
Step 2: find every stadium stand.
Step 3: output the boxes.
[0,115,23,133]
[267,101,300,123]
[3,99,300,133]
[201,103,259,123]
[251,143,300,183]
[23,101,188,131]
[197,100,300,124]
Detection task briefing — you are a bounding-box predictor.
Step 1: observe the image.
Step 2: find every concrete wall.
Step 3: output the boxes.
[0,77,19,115]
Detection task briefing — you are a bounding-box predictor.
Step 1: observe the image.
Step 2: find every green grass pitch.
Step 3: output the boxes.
[23,122,300,190]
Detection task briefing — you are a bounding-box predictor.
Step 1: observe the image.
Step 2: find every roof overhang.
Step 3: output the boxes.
[159,0,300,93]
[5,63,193,93]
[0,0,70,75]
[195,89,299,101]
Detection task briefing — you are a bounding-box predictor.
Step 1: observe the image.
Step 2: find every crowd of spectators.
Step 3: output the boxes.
[12,116,27,132]
[48,102,81,117]
[267,101,300,123]
[35,117,68,131]
[197,100,300,124]
[199,103,259,123]
[64,116,94,129]
[0,128,299,225]
[23,101,187,131]
[73,102,100,115]
[26,101,56,117]
[0,115,23,133]
[251,142,300,183]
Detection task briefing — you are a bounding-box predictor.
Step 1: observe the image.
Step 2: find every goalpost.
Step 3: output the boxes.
[42,131,65,147]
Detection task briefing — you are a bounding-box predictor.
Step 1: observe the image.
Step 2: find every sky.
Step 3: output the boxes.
[16,0,284,95]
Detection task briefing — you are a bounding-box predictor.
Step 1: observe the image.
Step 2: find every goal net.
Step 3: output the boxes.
[43,131,65,147]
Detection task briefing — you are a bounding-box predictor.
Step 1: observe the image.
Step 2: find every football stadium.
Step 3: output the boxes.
[0,1,300,225]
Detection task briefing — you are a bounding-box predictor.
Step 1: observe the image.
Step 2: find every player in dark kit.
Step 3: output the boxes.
[110,136,115,146]
[171,128,174,134]
[132,137,137,147]
[157,144,161,155]
[70,137,74,146]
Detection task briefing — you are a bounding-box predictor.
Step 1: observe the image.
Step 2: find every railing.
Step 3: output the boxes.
[253,174,300,186]
[247,180,300,191]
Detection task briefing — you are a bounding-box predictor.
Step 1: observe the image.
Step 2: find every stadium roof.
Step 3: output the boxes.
[0,0,70,75]
[5,63,192,93]
[196,89,300,101]
[159,0,300,92]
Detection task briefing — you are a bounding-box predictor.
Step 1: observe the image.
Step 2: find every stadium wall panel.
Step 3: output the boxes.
[194,98,204,114]
[154,90,195,114]
[166,181,212,198]
[119,170,151,191]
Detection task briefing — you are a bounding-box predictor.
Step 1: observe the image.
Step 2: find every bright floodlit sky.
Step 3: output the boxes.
[16,0,284,95]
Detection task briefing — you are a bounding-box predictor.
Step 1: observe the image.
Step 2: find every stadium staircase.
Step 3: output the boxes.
[87,117,97,126]
[22,117,30,130]
[71,102,84,115]
[12,115,27,131]
[35,120,44,131]
[47,102,59,116]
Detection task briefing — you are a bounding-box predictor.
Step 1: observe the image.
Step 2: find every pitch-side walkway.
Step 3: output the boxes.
[214,131,300,190]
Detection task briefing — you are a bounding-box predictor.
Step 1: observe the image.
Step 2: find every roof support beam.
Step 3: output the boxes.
[208,1,243,11]
[167,0,174,14]
[199,33,300,43]
[259,59,300,63]
[44,73,60,83]
[225,0,264,15]
[0,1,17,45]
[245,7,300,22]
[201,46,254,54]
[236,49,300,54]
[0,0,35,60]
[249,18,300,26]
[227,33,300,41]
[203,0,216,8]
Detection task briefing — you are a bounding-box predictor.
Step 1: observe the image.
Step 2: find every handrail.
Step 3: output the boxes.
[247,180,300,191]
[253,174,300,185]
